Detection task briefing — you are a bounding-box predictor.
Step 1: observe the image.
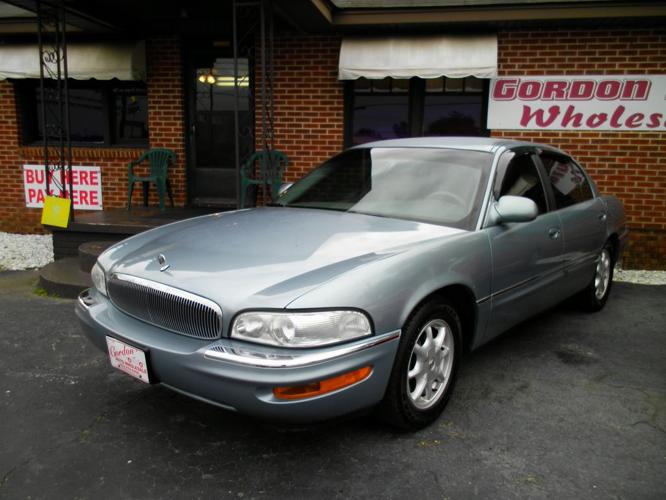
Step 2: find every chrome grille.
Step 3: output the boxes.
[108,273,222,340]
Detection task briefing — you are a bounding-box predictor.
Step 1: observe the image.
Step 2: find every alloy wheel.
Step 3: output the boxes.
[594,248,612,300]
[406,319,454,410]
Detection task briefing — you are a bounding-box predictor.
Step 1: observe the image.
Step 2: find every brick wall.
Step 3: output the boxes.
[262,30,664,268]
[492,27,666,269]
[0,37,187,234]
[145,38,187,205]
[0,81,30,232]
[255,35,344,184]
[2,29,664,268]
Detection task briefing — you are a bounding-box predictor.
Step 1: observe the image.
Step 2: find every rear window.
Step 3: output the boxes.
[540,155,594,209]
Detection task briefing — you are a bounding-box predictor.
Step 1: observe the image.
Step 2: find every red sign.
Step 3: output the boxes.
[23,165,103,210]
[488,75,666,131]
[106,336,150,383]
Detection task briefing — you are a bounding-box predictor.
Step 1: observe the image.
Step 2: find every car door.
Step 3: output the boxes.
[483,149,566,341]
[537,152,608,296]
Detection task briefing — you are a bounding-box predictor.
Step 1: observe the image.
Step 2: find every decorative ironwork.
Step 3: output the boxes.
[36,0,73,220]
[233,0,276,206]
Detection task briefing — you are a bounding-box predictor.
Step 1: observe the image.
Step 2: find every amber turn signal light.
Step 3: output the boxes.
[273,366,373,400]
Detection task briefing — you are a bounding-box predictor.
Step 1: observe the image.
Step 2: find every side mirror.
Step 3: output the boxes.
[278,182,293,197]
[493,195,538,224]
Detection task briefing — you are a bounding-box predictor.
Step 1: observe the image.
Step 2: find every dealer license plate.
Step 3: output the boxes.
[106,336,150,384]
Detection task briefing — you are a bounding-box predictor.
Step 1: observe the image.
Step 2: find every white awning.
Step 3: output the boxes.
[0,42,146,81]
[338,35,497,80]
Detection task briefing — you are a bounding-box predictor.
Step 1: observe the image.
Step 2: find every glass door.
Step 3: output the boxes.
[187,53,252,207]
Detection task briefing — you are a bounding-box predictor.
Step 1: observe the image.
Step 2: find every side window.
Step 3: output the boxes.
[541,155,594,209]
[498,154,548,214]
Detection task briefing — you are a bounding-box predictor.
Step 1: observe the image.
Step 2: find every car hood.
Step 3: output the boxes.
[100,207,464,312]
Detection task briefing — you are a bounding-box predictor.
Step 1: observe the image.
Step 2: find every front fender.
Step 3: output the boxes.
[286,231,492,344]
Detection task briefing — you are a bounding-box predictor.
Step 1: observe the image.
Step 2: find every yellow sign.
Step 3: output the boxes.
[41,195,71,228]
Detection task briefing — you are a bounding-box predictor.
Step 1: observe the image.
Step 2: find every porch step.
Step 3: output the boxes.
[40,208,226,298]
[49,207,220,260]
[52,231,124,261]
[78,241,115,273]
[191,197,238,209]
[38,257,92,299]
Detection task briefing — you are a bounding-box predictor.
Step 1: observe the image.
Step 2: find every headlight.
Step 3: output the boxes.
[231,310,372,348]
[91,262,107,297]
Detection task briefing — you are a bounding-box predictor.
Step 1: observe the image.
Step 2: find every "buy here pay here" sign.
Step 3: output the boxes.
[23,164,103,210]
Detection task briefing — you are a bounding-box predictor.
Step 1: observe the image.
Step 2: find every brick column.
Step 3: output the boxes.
[0,82,43,233]
[146,38,187,206]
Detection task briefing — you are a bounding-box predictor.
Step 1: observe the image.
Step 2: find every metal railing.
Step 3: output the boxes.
[36,0,73,222]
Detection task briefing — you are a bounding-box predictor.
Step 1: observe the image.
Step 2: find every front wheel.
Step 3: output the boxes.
[579,242,615,311]
[379,299,462,430]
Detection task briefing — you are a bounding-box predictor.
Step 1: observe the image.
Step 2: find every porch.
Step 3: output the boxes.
[40,206,220,297]
[2,0,309,219]
[49,207,220,260]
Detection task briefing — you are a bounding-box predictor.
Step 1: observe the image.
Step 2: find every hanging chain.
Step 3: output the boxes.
[36,0,73,218]
[233,0,275,204]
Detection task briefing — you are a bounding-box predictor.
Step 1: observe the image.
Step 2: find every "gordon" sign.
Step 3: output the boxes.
[23,164,103,210]
[487,75,666,131]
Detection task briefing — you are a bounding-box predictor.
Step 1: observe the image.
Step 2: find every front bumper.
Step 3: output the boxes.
[76,289,401,422]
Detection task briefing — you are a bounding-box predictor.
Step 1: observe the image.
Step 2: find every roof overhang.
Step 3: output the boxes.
[0,0,117,35]
[311,1,666,28]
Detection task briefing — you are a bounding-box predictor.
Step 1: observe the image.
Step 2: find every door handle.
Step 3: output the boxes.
[598,213,607,221]
[548,227,561,240]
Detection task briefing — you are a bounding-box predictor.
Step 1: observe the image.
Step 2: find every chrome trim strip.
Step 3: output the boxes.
[492,274,540,298]
[563,253,597,272]
[204,330,402,368]
[486,265,567,302]
[78,288,97,310]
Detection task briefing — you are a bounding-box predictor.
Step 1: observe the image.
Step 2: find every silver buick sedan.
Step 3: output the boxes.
[76,137,627,429]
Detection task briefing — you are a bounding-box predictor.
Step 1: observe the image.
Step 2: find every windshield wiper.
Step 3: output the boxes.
[281,205,347,212]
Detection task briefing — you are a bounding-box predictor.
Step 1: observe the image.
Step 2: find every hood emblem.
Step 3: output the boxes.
[157,254,170,272]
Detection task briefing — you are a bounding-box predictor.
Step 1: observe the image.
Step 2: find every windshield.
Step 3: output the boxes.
[276,147,493,230]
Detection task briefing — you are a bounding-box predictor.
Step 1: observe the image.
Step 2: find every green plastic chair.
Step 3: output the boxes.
[127,148,176,211]
[240,150,289,208]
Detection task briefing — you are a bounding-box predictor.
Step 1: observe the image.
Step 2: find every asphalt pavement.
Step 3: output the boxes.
[1,271,664,499]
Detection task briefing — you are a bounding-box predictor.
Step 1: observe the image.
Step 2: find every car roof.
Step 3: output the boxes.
[354,136,567,156]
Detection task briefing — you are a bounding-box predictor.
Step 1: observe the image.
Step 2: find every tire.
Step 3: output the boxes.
[579,242,615,312]
[379,298,462,430]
